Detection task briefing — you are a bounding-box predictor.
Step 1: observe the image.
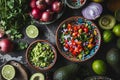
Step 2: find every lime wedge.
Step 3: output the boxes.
[30,73,45,80]
[26,25,39,38]
[1,65,16,80]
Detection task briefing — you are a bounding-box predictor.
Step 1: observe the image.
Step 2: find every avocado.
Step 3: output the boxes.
[30,73,45,80]
[53,63,80,80]
[106,48,120,73]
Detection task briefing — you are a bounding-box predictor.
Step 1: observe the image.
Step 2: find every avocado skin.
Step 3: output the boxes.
[53,64,79,80]
[106,48,120,73]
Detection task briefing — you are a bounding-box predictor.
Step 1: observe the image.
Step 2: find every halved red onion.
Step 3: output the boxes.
[82,2,103,20]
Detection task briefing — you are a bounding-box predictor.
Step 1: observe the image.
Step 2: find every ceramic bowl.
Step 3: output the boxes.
[26,40,57,72]
[66,0,86,9]
[0,60,28,80]
[30,0,66,25]
[56,16,101,62]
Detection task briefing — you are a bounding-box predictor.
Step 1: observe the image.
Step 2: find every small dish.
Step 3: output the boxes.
[0,60,28,80]
[56,16,101,62]
[65,0,86,9]
[26,40,57,72]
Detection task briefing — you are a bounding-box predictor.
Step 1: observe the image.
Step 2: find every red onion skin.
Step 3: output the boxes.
[82,2,103,20]
[31,8,41,19]
[30,0,37,8]
[36,0,46,11]
[0,39,14,53]
[40,11,53,22]
[52,1,63,13]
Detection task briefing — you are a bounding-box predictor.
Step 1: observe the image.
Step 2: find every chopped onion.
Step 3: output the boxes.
[82,2,103,20]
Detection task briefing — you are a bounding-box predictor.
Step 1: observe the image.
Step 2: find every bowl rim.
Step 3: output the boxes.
[26,40,57,71]
[30,0,66,25]
[65,0,86,9]
[56,16,101,63]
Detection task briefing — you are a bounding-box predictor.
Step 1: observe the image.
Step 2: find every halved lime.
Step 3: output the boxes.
[1,65,16,80]
[99,15,116,30]
[30,73,45,80]
[26,25,39,38]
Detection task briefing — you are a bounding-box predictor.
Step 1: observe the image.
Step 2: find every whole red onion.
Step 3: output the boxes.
[52,1,63,13]
[31,8,41,19]
[82,2,103,20]
[0,39,14,53]
[45,0,54,5]
[36,0,46,10]
[40,11,53,22]
[30,0,37,8]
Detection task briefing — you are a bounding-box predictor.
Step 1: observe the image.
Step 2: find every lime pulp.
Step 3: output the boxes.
[26,25,39,38]
[1,65,16,80]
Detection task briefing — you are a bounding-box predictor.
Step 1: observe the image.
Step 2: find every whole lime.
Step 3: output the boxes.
[103,30,113,43]
[92,60,106,75]
[113,24,120,37]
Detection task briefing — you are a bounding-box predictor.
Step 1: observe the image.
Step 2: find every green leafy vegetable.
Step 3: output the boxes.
[0,0,31,40]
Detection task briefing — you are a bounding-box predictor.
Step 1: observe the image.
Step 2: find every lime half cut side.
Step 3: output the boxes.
[26,25,39,38]
[1,65,16,80]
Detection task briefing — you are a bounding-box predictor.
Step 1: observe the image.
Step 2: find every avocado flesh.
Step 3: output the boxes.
[30,73,45,80]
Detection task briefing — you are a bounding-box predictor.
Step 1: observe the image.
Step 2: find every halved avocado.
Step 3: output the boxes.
[30,73,45,80]
[99,15,116,30]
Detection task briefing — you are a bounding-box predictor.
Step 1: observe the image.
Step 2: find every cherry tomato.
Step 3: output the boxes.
[73,26,78,32]
[64,43,69,48]
[72,51,77,56]
[67,24,72,31]
[83,27,89,33]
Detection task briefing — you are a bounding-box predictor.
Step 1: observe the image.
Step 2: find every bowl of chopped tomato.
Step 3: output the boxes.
[56,16,101,62]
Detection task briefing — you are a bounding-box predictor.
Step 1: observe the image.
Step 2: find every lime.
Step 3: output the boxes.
[103,30,113,43]
[30,73,45,80]
[113,24,120,37]
[92,60,106,75]
[1,65,16,80]
[26,25,39,38]
[115,9,120,21]
[92,0,103,3]
[99,15,116,30]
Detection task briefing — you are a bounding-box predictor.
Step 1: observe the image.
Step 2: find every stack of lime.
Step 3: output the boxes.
[1,65,16,80]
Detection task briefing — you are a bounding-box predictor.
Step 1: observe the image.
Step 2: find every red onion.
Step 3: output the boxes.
[0,39,14,53]
[40,11,53,22]
[31,8,41,19]
[82,2,103,20]
[30,0,37,8]
[45,0,54,5]
[52,1,63,13]
[36,0,46,10]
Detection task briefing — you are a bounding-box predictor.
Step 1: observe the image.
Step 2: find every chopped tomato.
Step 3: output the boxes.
[83,27,89,33]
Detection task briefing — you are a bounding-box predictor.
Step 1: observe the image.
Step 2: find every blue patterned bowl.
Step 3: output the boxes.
[56,16,101,62]
[66,0,86,9]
